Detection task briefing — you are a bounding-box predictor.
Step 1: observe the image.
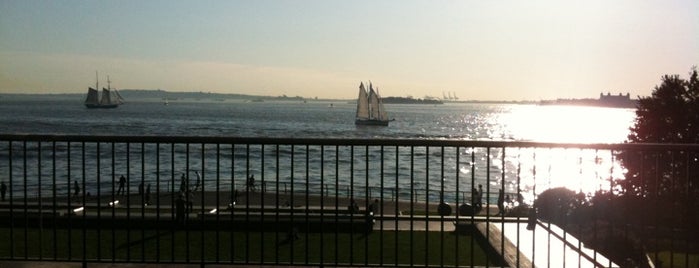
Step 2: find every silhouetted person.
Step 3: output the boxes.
[475,184,483,209]
[176,194,186,226]
[144,183,151,205]
[0,181,7,201]
[179,173,187,194]
[186,190,193,213]
[368,199,379,216]
[117,175,126,196]
[364,199,379,234]
[138,182,144,197]
[348,198,359,213]
[73,180,80,197]
[247,175,256,192]
[193,171,201,192]
[228,189,239,210]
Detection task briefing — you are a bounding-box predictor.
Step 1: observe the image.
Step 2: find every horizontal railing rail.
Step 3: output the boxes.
[1,134,697,267]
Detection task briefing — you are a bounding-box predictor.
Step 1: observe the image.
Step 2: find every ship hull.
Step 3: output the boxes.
[355,119,390,126]
[85,103,119,109]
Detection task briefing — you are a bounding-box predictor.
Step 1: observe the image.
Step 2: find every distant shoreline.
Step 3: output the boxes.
[1,90,638,106]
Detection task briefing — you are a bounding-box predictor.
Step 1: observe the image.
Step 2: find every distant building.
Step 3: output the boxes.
[600,92,631,104]
[540,92,637,108]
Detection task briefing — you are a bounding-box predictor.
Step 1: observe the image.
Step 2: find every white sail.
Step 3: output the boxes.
[101,88,112,104]
[355,81,390,126]
[356,82,370,119]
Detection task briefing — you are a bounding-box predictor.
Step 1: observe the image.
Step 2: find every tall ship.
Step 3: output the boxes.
[84,73,124,108]
[355,82,392,126]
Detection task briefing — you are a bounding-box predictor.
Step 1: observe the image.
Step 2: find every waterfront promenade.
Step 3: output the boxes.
[1,189,618,268]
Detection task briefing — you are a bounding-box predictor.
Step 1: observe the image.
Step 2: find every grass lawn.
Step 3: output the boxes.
[652,251,699,268]
[0,227,500,266]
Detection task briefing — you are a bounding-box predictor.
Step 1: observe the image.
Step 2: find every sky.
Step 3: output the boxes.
[1,0,697,100]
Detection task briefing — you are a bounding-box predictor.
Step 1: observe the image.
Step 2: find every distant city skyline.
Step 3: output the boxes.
[1,0,697,100]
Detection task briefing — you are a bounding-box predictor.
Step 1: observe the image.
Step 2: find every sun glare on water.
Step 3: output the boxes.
[491,105,636,197]
[498,105,636,144]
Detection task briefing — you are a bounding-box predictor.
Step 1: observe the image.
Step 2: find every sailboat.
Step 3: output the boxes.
[355,82,392,126]
[84,72,124,108]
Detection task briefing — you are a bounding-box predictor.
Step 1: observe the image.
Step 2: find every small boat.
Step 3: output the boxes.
[355,82,392,126]
[84,72,124,109]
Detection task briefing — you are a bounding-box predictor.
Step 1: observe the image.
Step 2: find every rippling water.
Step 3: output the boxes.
[0,96,636,203]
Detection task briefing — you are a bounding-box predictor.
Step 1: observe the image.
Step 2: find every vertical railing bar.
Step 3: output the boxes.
[126,142,131,262]
[230,143,236,264]
[394,145,400,266]
[319,144,325,265]
[485,147,491,266]
[379,145,385,266]
[156,142,161,263]
[305,144,310,265]
[67,141,72,261]
[501,147,506,268]
[531,150,537,267]
[37,141,43,260]
[668,150,675,268]
[81,141,87,265]
[439,145,445,267]
[200,143,205,266]
[185,142,190,263]
[454,146,460,267]
[577,149,584,267]
[96,142,101,261]
[259,144,265,264]
[684,150,692,268]
[470,146,475,268]
[364,145,369,267]
[290,144,295,264]
[637,149,646,268]
[274,144,280,265]
[7,141,13,259]
[334,145,339,265]
[215,143,220,263]
[515,148,522,268]
[112,142,116,262]
[170,143,175,263]
[23,141,28,260]
[349,145,354,265]
[244,143,250,264]
[141,142,146,262]
[409,145,414,267]
[424,146,429,266]
[547,148,554,267]
[52,141,58,260]
[653,151,659,265]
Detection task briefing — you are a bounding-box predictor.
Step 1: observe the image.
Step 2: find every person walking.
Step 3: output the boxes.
[73,180,80,198]
[116,175,126,195]
[475,184,483,210]
[497,189,505,216]
[145,183,151,206]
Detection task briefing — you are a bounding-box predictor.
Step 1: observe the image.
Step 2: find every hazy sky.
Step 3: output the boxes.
[1,0,697,100]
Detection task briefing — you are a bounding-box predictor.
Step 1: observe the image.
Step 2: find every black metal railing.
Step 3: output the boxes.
[0,134,697,267]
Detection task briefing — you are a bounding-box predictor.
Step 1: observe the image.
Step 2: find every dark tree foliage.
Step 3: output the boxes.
[617,67,699,223]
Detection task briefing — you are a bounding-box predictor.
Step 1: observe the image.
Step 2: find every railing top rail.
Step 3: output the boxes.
[1,134,699,151]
